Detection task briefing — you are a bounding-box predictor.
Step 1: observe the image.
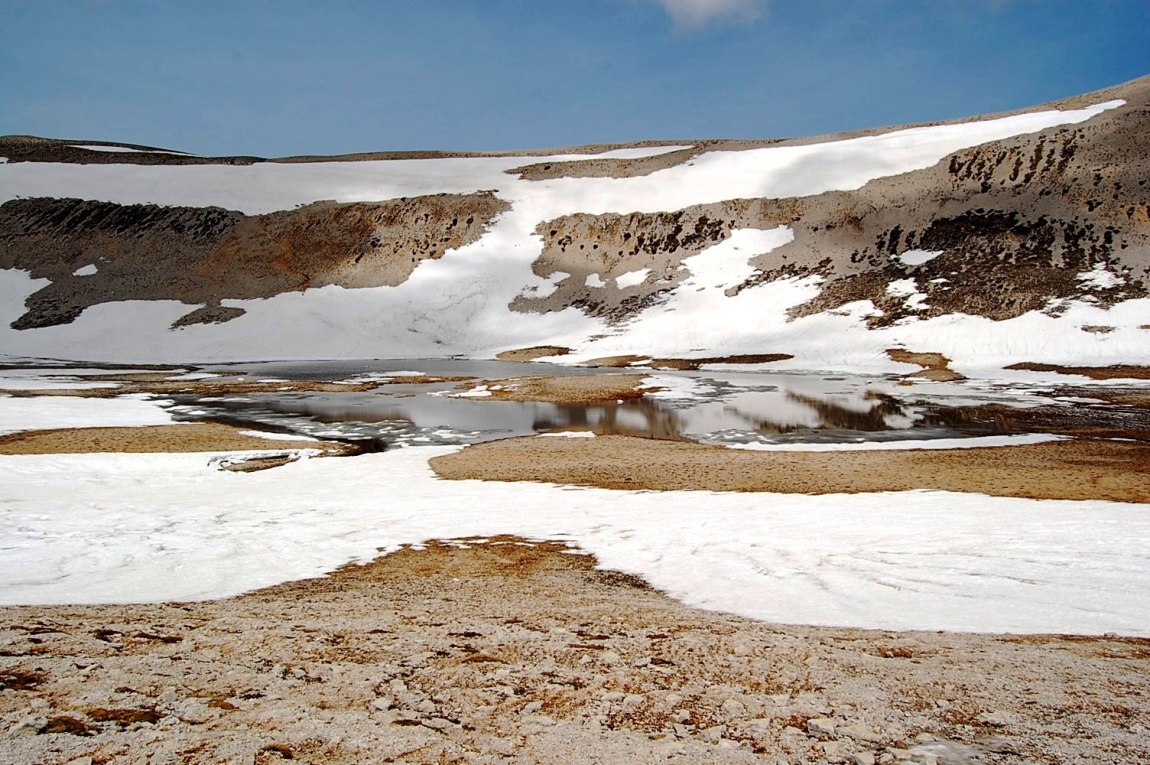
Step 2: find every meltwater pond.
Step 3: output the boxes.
[164,359,1059,449]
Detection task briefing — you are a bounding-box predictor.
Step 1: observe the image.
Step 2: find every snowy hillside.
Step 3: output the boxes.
[1,76,1148,376]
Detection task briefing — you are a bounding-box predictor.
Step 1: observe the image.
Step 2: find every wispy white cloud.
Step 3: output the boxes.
[654,0,768,29]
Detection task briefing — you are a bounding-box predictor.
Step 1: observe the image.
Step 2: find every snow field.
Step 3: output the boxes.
[0,100,1143,373]
[0,445,1146,636]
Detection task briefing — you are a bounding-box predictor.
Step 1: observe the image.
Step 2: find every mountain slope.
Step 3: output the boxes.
[1,76,1147,375]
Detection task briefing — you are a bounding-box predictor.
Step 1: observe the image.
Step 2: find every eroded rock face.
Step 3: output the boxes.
[512,77,1150,328]
[2,77,1147,346]
[0,193,508,328]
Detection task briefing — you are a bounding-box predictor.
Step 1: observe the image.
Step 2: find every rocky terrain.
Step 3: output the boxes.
[2,539,1147,765]
[1,76,1147,367]
[0,193,507,330]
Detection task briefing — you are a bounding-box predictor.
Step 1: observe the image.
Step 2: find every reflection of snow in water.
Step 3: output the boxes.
[170,366,1057,448]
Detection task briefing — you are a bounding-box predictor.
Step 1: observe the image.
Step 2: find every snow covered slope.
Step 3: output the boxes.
[1,76,1148,374]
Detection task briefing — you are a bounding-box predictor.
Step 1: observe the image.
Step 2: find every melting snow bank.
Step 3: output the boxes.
[726,433,1066,451]
[1,446,1147,636]
[0,393,176,435]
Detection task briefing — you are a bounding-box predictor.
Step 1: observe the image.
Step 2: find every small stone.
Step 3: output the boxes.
[821,741,852,763]
[522,700,544,715]
[975,711,1015,727]
[849,753,876,765]
[602,691,625,702]
[632,657,651,667]
[720,698,746,720]
[416,699,436,714]
[370,698,394,712]
[672,709,691,724]
[622,694,645,710]
[837,722,883,743]
[421,717,453,731]
[599,651,622,665]
[807,717,837,739]
[700,725,725,743]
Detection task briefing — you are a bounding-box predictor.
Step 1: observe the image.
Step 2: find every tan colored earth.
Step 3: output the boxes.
[430,435,1150,504]
[457,374,656,404]
[0,539,1146,765]
[0,422,349,456]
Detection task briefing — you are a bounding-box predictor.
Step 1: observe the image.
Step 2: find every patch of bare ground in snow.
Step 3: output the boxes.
[885,350,966,382]
[1004,362,1150,380]
[0,538,1147,764]
[453,374,657,404]
[493,346,571,362]
[430,435,1150,503]
[0,422,351,457]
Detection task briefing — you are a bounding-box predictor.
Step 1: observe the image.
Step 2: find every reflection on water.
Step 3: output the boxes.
[166,363,1034,449]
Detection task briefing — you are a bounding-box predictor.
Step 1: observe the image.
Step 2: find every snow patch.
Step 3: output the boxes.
[0,446,1146,636]
[615,268,651,289]
[899,249,943,266]
[1078,263,1124,290]
[585,273,606,288]
[72,263,99,276]
[0,394,176,435]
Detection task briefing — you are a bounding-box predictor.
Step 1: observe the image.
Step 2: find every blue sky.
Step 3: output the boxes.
[2,0,1147,156]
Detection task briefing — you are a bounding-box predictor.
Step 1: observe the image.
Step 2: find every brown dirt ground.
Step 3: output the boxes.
[886,349,966,382]
[1004,363,1150,380]
[430,435,1150,504]
[0,423,351,456]
[0,538,1146,764]
[493,346,572,362]
[459,374,656,404]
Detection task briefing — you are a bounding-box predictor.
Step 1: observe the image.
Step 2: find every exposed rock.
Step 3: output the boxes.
[0,193,508,329]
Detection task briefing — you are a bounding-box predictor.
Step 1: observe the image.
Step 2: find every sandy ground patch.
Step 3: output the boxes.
[885,349,965,382]
[0,538,1145,764]
[493,346,571,362]
[456,374,655,404]
[430,435,1150,503]
[1004,362,1150,380]
[0,422,350,456]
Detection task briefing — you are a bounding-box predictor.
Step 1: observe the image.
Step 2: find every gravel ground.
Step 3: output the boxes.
[1,538,1146,765]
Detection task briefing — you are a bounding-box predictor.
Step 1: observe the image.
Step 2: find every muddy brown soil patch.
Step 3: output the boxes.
[430,435,1150,503]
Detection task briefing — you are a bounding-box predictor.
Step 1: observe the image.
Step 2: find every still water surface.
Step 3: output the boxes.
[160,359,1062,449]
